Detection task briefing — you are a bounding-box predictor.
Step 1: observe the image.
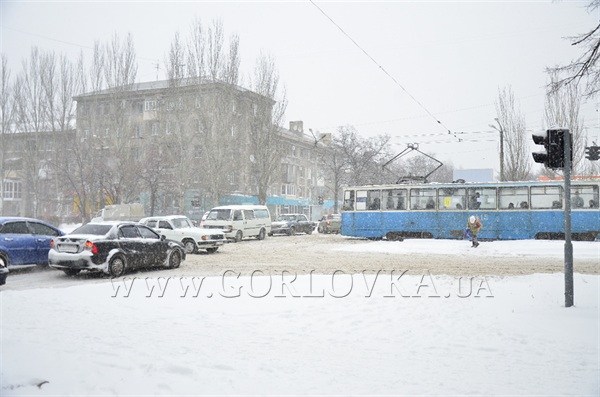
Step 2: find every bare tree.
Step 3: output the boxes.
[548,0,600,98]
[206,19,225,81]
[0,54,13,215]
[495,86,532,181]
[186,18,206,82]
[319,125,391,212]
[12,47,48,217]
[250,53,287,205]
[166,32,186,83]
[101,33,140,205]
[542,71,586,176]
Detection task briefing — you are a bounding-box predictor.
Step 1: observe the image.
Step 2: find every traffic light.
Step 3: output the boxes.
[532,129,572,169]
[532,131,549,166]
[585,145,600,161]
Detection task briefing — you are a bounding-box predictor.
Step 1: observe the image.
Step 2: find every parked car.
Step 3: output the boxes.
[269,214,316,236]
[139,215,226,254]
[0,260,7,285]
[203,205,271,242]
[0,217,64,268]
[49,222,185,277]
[318,214,341,234]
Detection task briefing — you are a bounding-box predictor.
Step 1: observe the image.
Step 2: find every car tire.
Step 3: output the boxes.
[235,230,243,243]
[168,249,182,269]
[288,226,296,236]
[63,268,81,276]
[108,255,126,278]
[183,239,197,254]
[206,247,218,254]
[257,228,266,240]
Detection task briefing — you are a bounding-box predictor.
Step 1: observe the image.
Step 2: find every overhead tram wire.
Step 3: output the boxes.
[309,0,462,142]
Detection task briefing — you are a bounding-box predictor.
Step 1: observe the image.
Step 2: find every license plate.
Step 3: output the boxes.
[59,244,79,253]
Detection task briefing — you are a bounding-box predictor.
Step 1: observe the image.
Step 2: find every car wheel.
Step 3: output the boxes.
[63,268,81,276]
[257,228,266,240]
[0,255,7,268]
[168,249,182,269]
[235,230,243,243]
[288,226,296,236]
[206,247,218,254]
[108,255,126,277]
[183,239,197,254]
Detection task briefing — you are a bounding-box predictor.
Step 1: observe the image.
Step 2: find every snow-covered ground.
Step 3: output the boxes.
[1,240,598,395]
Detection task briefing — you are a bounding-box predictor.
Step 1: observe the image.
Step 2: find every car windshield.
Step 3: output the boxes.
[172,218,192,229]
[207,209,231,221]
[71,224,112,235]
[277,215,296,221]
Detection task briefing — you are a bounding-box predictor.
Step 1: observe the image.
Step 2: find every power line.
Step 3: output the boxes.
[309,0,461,142]
[1,24,159,64]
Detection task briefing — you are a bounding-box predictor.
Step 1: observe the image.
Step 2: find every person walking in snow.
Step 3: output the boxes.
[466,215,482,248]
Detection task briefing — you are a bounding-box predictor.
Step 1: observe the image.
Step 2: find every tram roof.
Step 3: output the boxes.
[345,179,600,190]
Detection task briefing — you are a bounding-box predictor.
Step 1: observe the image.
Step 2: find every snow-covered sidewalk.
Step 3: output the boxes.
[1,273,598,395]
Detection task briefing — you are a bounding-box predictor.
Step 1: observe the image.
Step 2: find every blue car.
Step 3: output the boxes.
[0,217,64,272]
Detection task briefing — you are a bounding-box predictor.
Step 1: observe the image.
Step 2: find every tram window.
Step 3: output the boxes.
[531,186,562,209]
[499,187,528,210]
[343,190,355,211]
[410,188,436,210]
[367,190,381,210]
[356,190,368,211]
[571,185,599,209]
[383,189,407,210]
[438,188,466,210]
[467,188,496,210]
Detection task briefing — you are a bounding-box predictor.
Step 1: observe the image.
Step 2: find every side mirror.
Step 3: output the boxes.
[160,234,166,241]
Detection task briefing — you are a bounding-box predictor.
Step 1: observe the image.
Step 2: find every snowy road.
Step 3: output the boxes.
[1,234,598,395]
[2,233,598,291]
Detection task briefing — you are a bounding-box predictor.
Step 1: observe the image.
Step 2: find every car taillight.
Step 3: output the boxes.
[50,239,55,249]
[84,240,99,255]
[201,235,208,241]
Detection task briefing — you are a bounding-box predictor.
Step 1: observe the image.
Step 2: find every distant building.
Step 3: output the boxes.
[73,79,321,219]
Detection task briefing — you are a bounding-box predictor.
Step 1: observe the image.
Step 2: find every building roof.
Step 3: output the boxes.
[74,77,272,103]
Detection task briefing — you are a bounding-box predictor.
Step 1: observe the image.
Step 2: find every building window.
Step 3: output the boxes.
[144,100,157,111]
[3,180,22,200]
[133,125,142,139]
[281,184,296,196]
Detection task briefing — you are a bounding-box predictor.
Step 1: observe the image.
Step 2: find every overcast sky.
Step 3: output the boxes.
[1,1,598,173]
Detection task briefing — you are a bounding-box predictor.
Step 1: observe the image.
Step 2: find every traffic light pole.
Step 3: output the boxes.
[563,131,574,307]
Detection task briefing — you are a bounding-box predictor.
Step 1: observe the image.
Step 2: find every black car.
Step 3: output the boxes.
[269,214,316,236]
[49,222,185,277]
[0,262,7,285]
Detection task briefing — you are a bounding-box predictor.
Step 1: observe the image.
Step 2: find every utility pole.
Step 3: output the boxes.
[563,130,573,307]
[490,118,504,181]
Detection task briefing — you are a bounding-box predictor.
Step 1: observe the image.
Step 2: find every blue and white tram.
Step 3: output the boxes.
[341,180,600,240]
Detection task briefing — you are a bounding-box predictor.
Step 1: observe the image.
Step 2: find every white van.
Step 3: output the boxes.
[202,205,271,242]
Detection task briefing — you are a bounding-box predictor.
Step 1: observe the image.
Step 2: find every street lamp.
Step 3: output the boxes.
[489,118,504,182]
